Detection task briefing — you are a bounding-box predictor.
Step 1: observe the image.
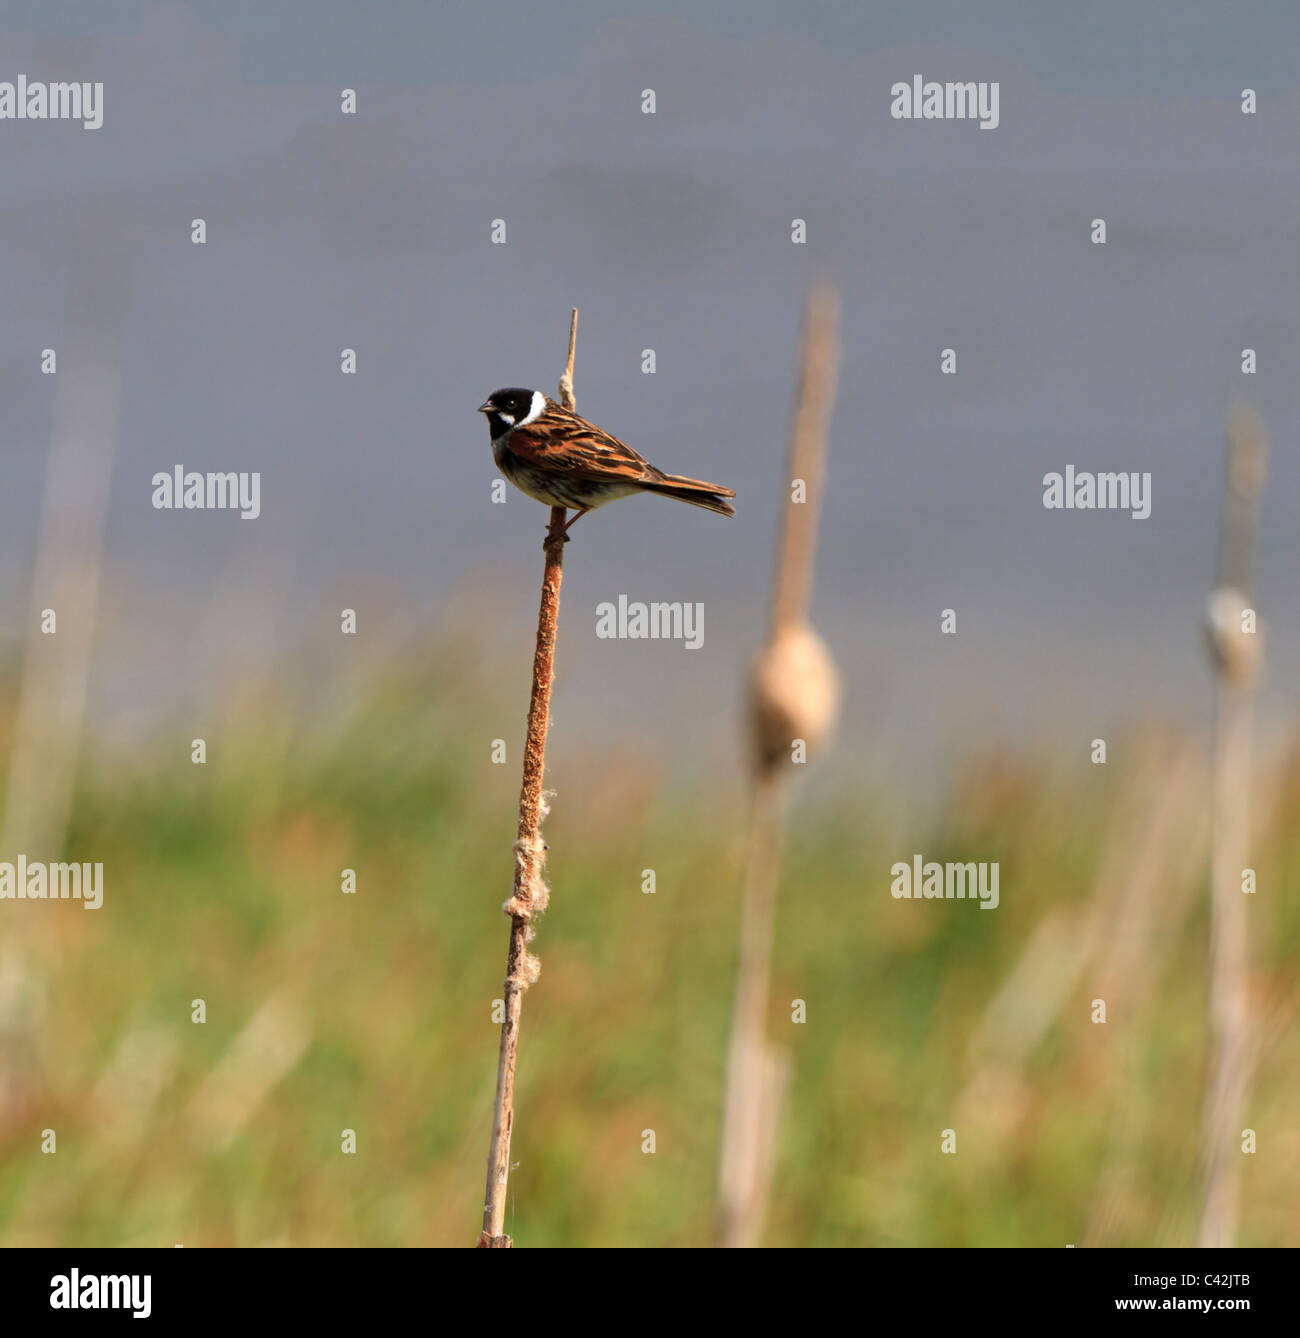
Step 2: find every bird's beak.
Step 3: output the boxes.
[476,400,494,414]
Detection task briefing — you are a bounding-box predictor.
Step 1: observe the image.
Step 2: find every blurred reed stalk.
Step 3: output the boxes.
[187,992,310,1151]
[1197,407,1267,1248]
[0,237,131,1129]
[718,285,840,1247]
[959,739,1205,1195]
[477,309,577,1248]
[5,245,130,857]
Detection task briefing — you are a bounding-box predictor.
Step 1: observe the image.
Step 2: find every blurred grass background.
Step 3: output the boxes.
[0,637,1296,1248]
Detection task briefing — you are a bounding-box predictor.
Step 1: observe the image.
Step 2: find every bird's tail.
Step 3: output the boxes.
[642,473,737,516]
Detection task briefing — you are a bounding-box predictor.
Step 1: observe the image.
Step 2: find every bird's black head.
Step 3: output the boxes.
[477,387,545,440]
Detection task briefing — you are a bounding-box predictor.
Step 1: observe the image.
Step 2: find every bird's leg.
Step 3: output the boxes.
[542,508,571,550]
[561,507,590,534]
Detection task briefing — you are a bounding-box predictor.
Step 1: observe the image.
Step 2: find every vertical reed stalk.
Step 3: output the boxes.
[1,238,131,1130]
[718,770,790,1247]
[1198,407,1266,1248]
[477,310,578,1248]
[719,285,840,1247]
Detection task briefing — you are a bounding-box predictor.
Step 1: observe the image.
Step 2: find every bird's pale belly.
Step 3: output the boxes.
[494,439,639,511]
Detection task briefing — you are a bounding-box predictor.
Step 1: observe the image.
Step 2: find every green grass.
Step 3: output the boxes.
[0,650,1296,1247]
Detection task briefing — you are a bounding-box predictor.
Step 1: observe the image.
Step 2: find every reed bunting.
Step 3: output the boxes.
[478,388,736,530]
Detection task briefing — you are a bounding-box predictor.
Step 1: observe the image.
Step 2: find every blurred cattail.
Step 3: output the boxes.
[1198,406,1266,1248]
[719,284,840,1247]
[1204,586,1263,687]
[750,621,839,772]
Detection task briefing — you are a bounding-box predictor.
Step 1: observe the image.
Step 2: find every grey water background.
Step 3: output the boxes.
[1,1,1297,796]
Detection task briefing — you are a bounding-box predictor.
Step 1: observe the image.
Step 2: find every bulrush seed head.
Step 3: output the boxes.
[749,622,839,770]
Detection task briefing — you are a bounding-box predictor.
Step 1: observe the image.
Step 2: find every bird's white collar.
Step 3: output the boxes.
[517,390,547,428]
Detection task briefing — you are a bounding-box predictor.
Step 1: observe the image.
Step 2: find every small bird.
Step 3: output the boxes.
[478,388,736,531]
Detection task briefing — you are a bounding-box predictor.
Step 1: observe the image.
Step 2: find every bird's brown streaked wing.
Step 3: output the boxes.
[506,404,661,484]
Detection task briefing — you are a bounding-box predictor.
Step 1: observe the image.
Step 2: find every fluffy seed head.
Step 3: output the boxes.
[749,622,839,770]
